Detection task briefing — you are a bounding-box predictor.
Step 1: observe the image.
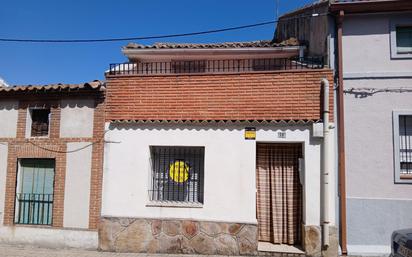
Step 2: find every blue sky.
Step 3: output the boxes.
[0,0,315,85]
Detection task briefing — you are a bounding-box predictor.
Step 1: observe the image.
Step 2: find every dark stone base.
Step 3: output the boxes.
[99,217,258,255]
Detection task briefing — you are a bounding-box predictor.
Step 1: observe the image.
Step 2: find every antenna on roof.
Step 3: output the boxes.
[275,0,280,20]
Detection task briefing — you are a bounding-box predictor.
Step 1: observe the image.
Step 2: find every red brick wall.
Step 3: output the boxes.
[105,70,334,122]
[0,92,104,230]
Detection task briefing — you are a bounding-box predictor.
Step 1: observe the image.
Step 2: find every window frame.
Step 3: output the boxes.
[390,17,412,59]
[147,145,205,207]
[393,110,412,184]
[27,107,51,138]
[14,158,56,225]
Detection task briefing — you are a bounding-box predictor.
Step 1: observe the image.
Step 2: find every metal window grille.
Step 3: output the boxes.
[30,108,50,137]
[399,115,412,175]
[149,146,205,203]
[15,193,53,225]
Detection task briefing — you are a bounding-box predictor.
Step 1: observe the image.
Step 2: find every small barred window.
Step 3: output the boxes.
[149,146,204,204]
[399,115,412,176]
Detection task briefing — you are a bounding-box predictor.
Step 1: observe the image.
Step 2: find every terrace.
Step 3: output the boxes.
[107,56,325,76]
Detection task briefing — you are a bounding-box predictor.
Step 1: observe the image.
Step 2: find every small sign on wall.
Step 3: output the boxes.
[278,131,286,139]
[244,127,256,140]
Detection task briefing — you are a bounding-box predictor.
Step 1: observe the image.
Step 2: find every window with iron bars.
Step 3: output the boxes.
[399,115,412,177]
[15,159,55,225]
[149,146,204,204]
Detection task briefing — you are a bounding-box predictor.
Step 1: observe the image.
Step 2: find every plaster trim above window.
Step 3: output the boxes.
[390,17,412,59]
[393,110,412,184]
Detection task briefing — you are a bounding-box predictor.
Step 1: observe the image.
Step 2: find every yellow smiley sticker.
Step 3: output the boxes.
[169,160,189,183]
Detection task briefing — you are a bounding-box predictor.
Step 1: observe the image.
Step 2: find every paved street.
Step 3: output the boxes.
[0,244,391,257]
[0,245,181,257]
[0,244,317,257]
[0,245,255,257]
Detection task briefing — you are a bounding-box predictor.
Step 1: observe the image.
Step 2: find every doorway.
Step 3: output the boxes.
[256,143,303,246]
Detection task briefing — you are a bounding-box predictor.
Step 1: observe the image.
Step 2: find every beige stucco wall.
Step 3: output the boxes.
[344,78,412,254]
[0,100,18,138]
[0,143,8,225]
[60,99,94,138]
[345,78,412,199]
[342,13,412,77]
[63,142,92,229]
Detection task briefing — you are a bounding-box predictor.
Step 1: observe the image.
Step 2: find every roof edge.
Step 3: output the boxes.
[109,119,320,124]
[122,39,301,51]
[330,0,412,13]
[279,1,329,19]
[0,80,105,93]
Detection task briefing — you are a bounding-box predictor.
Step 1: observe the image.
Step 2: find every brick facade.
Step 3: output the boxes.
[0,89,105,230]
[105,69,334,122]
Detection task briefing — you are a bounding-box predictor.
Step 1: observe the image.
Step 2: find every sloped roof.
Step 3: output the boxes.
[279,0,329,19]
[330,0,412,12]
[0,80,104,92]
[123,38,300,50]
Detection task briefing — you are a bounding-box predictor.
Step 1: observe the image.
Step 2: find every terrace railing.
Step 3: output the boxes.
[108,56,324,76]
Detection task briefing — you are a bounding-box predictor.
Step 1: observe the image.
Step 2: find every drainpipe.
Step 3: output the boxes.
[322,78,330,248]
[337,10,348,255]
[299,46,305,59]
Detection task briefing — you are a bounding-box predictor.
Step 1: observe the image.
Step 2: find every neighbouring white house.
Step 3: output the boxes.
[277,0,412,255]
[0,81,105,249]
[100,40,338,257]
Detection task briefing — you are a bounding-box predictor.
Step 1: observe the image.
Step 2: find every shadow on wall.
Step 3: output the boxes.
[108,122,312,133]
[0,98,98,110]
[342,16,388,36]
[0,101,18,111]
[60,99,96,109]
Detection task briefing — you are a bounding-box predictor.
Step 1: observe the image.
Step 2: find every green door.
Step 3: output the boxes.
[15,159,55,225]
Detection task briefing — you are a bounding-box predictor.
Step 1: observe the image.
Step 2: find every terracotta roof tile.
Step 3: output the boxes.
[123,38,300,50]
[0,80,104,92]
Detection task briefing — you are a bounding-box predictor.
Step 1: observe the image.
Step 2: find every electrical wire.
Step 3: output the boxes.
[344,87,412,97]
[0,21,276,43]
[27,130,109,153]
[0,13,327,44]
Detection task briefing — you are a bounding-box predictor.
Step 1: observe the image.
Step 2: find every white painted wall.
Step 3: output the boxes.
[60,99,94,138]
[0,226,97,249]
[102,123,336,227]
[0,143,8,225]
[0,100,18,138]
[342,13,412,77]
[63,142,92,229]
